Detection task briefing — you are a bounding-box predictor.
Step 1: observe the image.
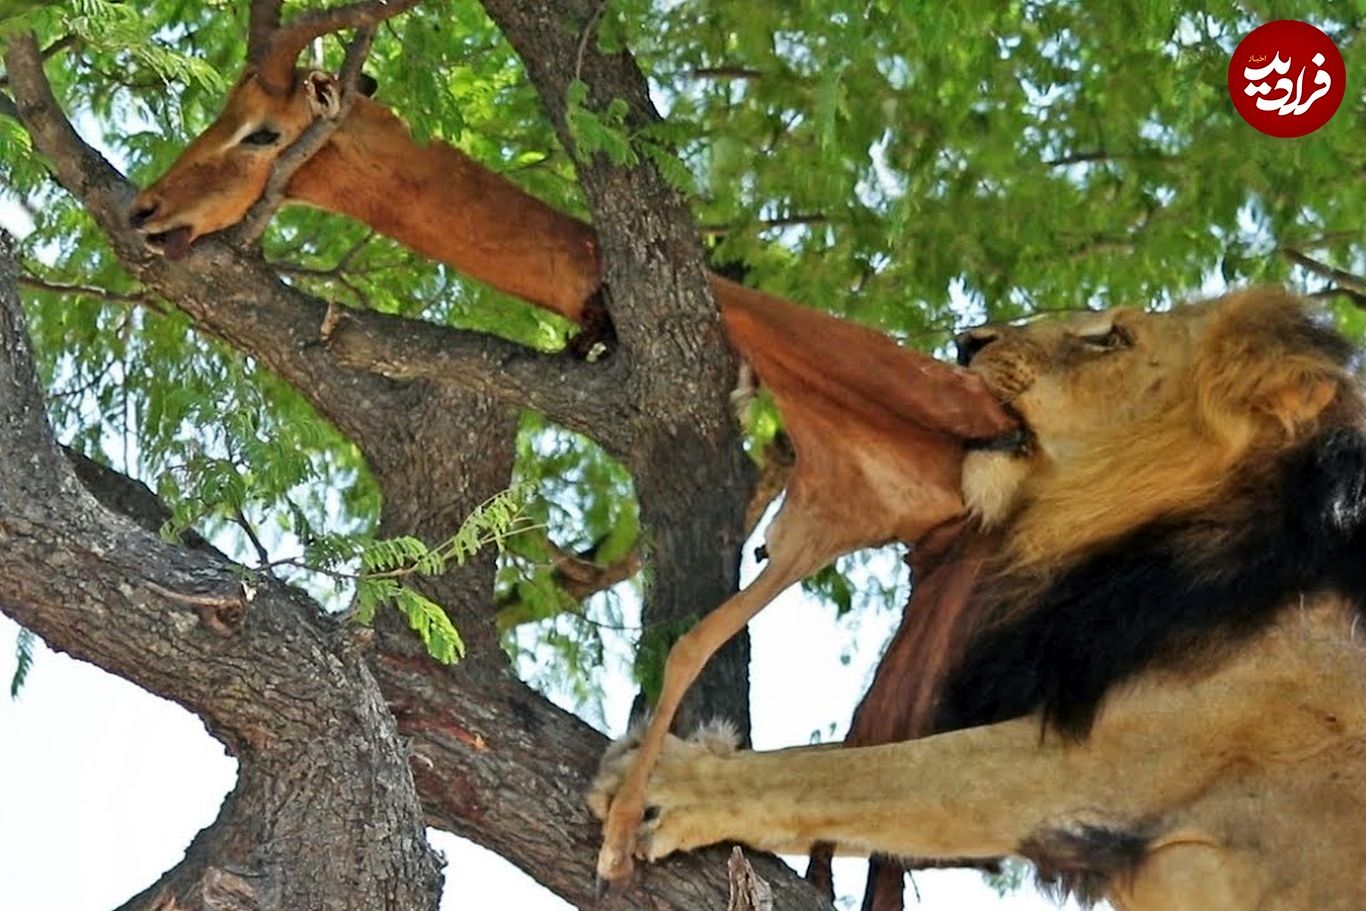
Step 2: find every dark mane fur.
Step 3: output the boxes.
[935,427,1366,739]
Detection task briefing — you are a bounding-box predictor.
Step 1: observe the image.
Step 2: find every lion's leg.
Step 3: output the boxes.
[598,693,1236,865]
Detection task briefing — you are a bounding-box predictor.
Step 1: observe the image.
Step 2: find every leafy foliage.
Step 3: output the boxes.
[566,78,637,166]
[345,486,537,663]
[2,0,1363,719]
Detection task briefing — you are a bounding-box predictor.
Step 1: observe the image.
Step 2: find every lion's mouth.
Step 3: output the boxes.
[968,427,1031,455]
[144,226,194,261]
[966,399,1032,456]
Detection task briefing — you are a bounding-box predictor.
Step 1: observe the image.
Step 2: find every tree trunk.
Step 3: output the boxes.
[480,0,759,736]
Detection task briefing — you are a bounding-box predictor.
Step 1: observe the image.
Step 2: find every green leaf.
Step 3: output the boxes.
[396,588,466,665]
[10,627,35,699]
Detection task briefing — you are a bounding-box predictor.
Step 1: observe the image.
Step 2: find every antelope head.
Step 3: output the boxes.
[129,0,417,259]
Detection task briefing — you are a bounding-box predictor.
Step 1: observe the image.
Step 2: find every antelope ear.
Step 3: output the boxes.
[356,73,379,97]
[304,71,343,119]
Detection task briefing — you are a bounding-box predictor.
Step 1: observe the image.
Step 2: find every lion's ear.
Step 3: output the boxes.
[1267,378,1339,429]
[1226,360,1342,440]
[1195,289,1349,442]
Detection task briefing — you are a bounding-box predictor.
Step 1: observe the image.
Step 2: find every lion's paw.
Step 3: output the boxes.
[586,719,740,861]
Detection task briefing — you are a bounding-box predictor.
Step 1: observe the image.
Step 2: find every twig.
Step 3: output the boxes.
[51,356,115,400]
[726,847,773,911]
[276,242,385,309]
[692,66,764,81]
[265,519,543,584]
[234,508,272,568]
[1309,286,1366,309]
[573,0,608,83]
[494,531,643,631]
[229,27,378,246]
[17,274,160,311]
[1283,248,1366,308]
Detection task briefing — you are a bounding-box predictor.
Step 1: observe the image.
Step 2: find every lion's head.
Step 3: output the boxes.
[901,287,1366,739]
[959,287,1359,574]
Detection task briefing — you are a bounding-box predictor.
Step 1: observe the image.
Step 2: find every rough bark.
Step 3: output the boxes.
[0,236,443,911]
[728,848,776,911]
[4,25,831,911]
[479,0,757,735]
[57,406,828,910]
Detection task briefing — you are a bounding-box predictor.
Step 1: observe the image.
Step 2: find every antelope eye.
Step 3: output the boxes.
[241,127,281,147]
[1078,326,1131,351]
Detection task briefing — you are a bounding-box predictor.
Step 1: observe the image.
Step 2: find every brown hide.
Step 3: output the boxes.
[598,283,1014,879]
[848,528,997,747]
[836,527,998,911]
[718,277,1012,560]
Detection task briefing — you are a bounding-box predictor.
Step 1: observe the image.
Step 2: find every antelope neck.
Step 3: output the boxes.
[284,98,600,322]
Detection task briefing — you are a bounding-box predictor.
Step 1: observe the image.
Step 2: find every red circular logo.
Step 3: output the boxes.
[1228,20,1345,138]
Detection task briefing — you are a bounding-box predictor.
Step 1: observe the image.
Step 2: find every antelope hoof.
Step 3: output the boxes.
[595,839,636,883]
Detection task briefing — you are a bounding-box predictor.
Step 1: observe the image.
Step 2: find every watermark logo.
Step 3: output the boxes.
[1228,20,1344,137]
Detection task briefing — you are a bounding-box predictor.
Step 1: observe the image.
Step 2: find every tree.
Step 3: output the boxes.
[0,1,1362,909]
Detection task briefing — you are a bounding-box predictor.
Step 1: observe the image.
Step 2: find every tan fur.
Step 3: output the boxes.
[963,289,1351,578]
[590,289,1366,909]
[589,598,1366,909]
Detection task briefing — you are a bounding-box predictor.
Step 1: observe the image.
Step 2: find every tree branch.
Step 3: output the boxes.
[8,21,829,911]
[494,531,643,631]
[0,234,442,910]
[3,32,622,446]
[1283,247,1366,309]
[321,304,632,449]
[38,357,827,911]
[61,445,212,551]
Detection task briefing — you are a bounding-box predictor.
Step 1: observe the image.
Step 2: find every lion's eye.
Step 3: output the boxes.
[1079,326,1131,351]
[241,127,281,147]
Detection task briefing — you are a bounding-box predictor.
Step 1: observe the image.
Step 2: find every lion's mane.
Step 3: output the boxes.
[935,289,1366,738]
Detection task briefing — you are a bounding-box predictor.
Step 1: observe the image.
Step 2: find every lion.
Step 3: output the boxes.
[589,287,1366,909]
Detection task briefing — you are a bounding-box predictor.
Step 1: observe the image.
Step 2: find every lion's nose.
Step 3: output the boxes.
[129,200,159,230]
[955,328,1000,367]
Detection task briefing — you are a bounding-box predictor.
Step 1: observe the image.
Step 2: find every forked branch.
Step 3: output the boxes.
[1283,247,1366,310]
[249,0,424,92]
